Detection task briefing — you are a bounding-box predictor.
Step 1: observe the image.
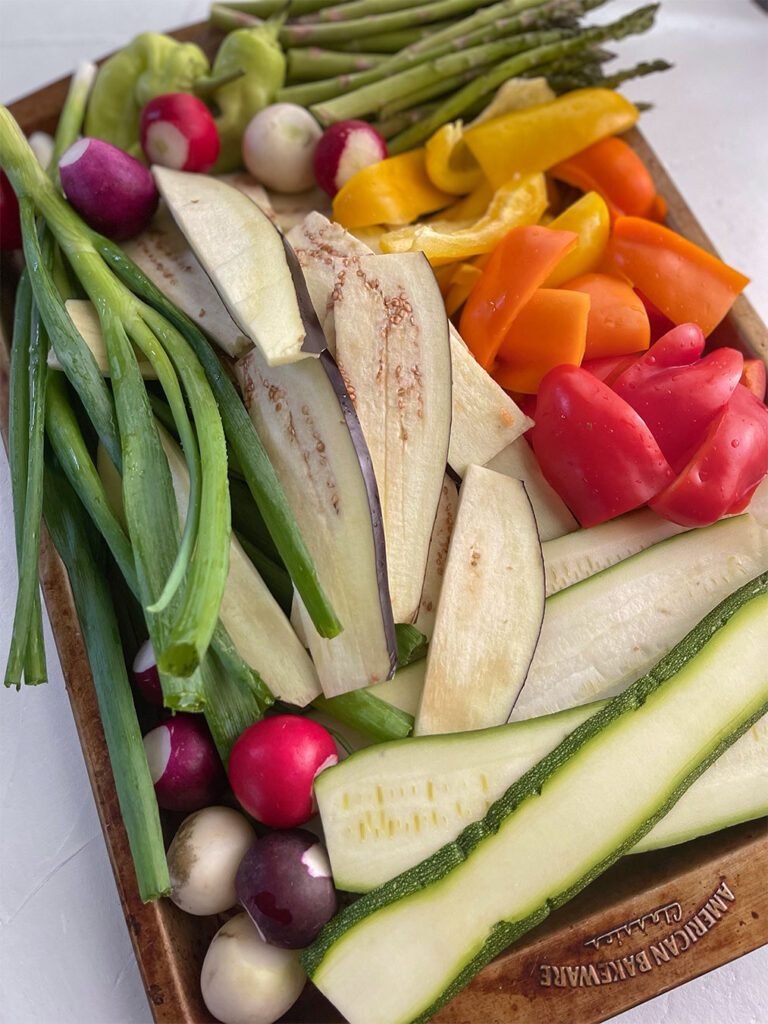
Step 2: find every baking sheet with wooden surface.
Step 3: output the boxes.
[1,11,767,1024]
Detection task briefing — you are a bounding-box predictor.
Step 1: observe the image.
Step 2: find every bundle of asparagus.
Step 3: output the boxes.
[210,0,670,150]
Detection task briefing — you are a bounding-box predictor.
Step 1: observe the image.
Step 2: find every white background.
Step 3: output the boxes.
[1,1,767,1022]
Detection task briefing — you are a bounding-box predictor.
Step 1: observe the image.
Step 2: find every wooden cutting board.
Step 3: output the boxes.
[1,22,766,1024]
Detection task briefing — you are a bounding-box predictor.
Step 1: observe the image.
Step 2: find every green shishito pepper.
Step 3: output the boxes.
[84,33,210,157]
[209,25,286,172]
[84,27,286,172]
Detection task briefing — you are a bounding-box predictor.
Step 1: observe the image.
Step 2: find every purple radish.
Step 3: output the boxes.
[313,120,387,197]
[143,713,225,812]
[59,137,158,240]
[235,828,338,949]
[131,638,162,707]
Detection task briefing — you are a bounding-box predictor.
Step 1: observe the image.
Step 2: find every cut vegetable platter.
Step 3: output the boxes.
[1,14,767,1024]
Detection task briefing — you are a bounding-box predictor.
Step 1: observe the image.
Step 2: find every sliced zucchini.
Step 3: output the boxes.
[236,345,397,695]
[415,468,544,736]
[316,700,768,892]
[304,573,768,1024]
[511,512,768,720]
[485,436,577,542]
[333,252,452,623]
[542,506,688,596]
[414,475,458,639]
[152,167,308,365]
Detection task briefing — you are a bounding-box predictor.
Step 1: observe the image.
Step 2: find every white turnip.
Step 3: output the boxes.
[59,137,158,240]
[139,93,220,173]
[167,806,256,916]
[143,714,225,812]
[241,103,322,194]
[227,715,338,828]
[313,120,387,197]
[201,913,306,1024]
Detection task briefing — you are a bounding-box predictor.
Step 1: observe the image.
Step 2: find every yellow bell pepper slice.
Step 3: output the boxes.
[424,122,484,196]
[429,179,495,223]
[463,88,639,190]
[542,191,611,287]
[467,77,556,127]
[445,263,483,317]
[379,173,547,264]
[332,148,453,229]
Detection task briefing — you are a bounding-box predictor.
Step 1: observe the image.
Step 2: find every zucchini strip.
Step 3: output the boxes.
[304,572,768,1024]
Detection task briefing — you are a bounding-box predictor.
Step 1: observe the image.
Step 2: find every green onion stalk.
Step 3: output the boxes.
[42,459,170,902]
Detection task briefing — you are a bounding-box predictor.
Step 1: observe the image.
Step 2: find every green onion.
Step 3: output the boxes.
[42,459,170,902]
[312,691,413,743]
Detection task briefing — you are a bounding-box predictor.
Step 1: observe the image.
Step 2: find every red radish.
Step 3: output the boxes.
[241,103,322,194]
[59,137,158,240]
[132,638,163,706]
[143,713,225,812]
[235,829,338,948]
[228,715,338,828]
[139,93,220,174]
[314,120,387,197]
[0,168,22,250]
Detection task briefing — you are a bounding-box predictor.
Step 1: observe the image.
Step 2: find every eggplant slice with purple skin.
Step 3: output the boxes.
[236,239,397,696]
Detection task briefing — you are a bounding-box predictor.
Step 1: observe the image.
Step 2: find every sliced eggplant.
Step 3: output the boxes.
[235,344,397,695]
[152,167,308,366]
[332,252,452,623]
[414,474,459,639]
[415,466,545,736]
[486,436,577,542]
[286,213,531,471]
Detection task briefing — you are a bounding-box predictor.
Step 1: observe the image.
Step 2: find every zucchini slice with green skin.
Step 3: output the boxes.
[511,512,768,719]
[304,572,768,1024]
[316,698,768,892]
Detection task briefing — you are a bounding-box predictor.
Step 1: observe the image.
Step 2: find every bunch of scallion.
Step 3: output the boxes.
[211,0,671,151]
[1,69,411,902]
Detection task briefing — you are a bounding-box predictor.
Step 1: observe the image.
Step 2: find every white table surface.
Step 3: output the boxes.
[1,1,767,1021]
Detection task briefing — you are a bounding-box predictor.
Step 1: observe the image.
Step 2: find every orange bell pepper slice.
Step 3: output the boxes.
[741,359,767,402]
[560,272,650,359]
[463,88,639,190]
[606,216,750,337]
[550,135,658,221]
[493,288,590,394]
[459,225,578,370]
[332,148,453,229]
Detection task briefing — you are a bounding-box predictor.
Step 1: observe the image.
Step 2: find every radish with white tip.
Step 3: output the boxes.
[139,93,220,173]
[201,913,306,1024]
[143,713,225,812]
[59,137,158,240]
[241,103,322,194]
[167,806,257,916]
[132,638,162,707]
[228,715,338,828]
[313,120,387,197]
[236,828,338,948]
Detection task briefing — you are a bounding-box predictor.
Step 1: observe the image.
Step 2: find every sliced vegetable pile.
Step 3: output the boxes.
[1,4,768,1024]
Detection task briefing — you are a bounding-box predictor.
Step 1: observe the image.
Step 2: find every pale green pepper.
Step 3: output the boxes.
[84,33,210,157]
[210,26,287,172]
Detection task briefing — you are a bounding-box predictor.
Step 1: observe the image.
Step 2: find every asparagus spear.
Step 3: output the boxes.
[311,25,573,123]
[330,24,459,52]
[387,3,659,152]
[287,47,391,82]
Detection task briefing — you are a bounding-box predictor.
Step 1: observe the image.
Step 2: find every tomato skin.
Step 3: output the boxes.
[612,343,743,472]
[531,364,675,528]
[650,384,768,527]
